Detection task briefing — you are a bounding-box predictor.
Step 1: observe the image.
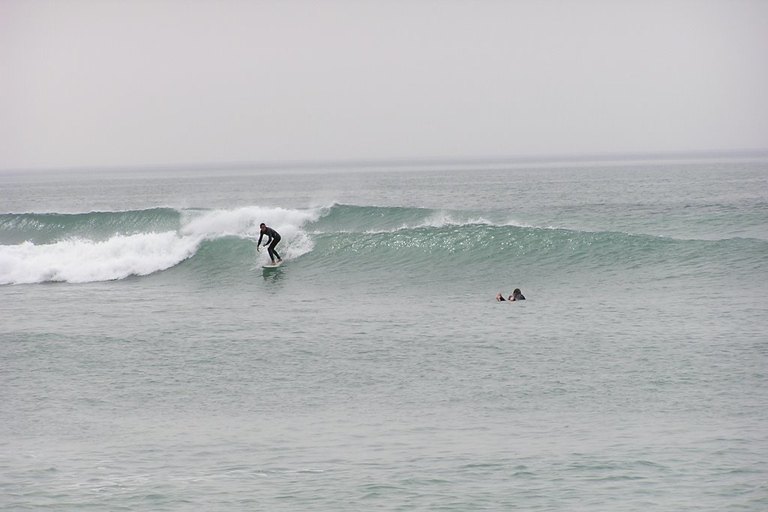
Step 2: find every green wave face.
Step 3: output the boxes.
[1,204,765,285]
[0,208,182,245]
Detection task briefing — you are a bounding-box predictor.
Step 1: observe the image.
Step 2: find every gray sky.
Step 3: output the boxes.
[2,0,767,170]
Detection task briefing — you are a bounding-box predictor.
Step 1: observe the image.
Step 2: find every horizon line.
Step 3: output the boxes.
[3,148,768,174]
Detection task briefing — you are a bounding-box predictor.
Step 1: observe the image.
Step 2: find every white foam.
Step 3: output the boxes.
[359,213,526,234]
[0,232,202,284]
[181,206,320,263]
[502,219,532,228]
[180,206,323,238]
[417,211,525,229]
[180,206,321,265]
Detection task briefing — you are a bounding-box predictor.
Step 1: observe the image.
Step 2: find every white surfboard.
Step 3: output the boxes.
[262,261,283,269]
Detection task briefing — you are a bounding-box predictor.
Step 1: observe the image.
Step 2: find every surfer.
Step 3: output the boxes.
[495,289,526,301]
[256,223,282,265]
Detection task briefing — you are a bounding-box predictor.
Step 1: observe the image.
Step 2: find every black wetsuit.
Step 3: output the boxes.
[512,291,525,301]
[258,227,281,262]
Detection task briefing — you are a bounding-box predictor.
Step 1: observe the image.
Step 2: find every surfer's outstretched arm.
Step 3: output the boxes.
[256,229,272,247]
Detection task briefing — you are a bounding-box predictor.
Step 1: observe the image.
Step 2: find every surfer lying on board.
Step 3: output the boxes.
[496,289,526,301]
[256,223,282,265]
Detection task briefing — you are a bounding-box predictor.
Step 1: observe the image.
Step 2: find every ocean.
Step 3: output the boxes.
[1,158,767,511]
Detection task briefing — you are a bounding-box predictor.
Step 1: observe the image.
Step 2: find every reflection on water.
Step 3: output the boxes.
[262,265,285,284]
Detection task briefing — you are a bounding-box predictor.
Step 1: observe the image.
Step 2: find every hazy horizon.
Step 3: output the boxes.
[4,148,768,176]
[3,0,768,172]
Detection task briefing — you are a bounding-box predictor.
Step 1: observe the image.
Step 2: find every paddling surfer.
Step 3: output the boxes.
[495,288,526,301]
[257,223,282,265]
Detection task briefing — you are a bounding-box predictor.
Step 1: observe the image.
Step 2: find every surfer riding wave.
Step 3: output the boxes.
[257,223,282,265]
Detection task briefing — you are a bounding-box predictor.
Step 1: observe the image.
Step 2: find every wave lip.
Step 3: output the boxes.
[180,206,323,238]
[308,204,529,234]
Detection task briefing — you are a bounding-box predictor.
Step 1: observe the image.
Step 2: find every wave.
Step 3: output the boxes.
[0,208,182,245]
[306,204,527,234]
[0,206,319,284]
[1,232,202,284]
[1,204,765,285]
[308,222,767,272]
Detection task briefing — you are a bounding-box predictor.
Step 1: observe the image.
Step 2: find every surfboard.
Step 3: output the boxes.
[262,261,283,269]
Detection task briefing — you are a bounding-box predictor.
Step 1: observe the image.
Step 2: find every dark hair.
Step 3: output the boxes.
[513,288,521,295]
[260,223,266,228]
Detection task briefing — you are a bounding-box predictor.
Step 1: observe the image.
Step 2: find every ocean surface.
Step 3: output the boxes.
[1,158,767,511]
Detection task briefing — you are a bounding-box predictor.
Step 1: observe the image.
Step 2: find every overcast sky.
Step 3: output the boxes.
[2,0,767,170]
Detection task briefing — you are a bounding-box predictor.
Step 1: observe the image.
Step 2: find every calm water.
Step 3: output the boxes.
[1,159,767,511]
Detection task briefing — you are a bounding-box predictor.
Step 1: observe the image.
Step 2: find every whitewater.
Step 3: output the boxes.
[1,159,767,511]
